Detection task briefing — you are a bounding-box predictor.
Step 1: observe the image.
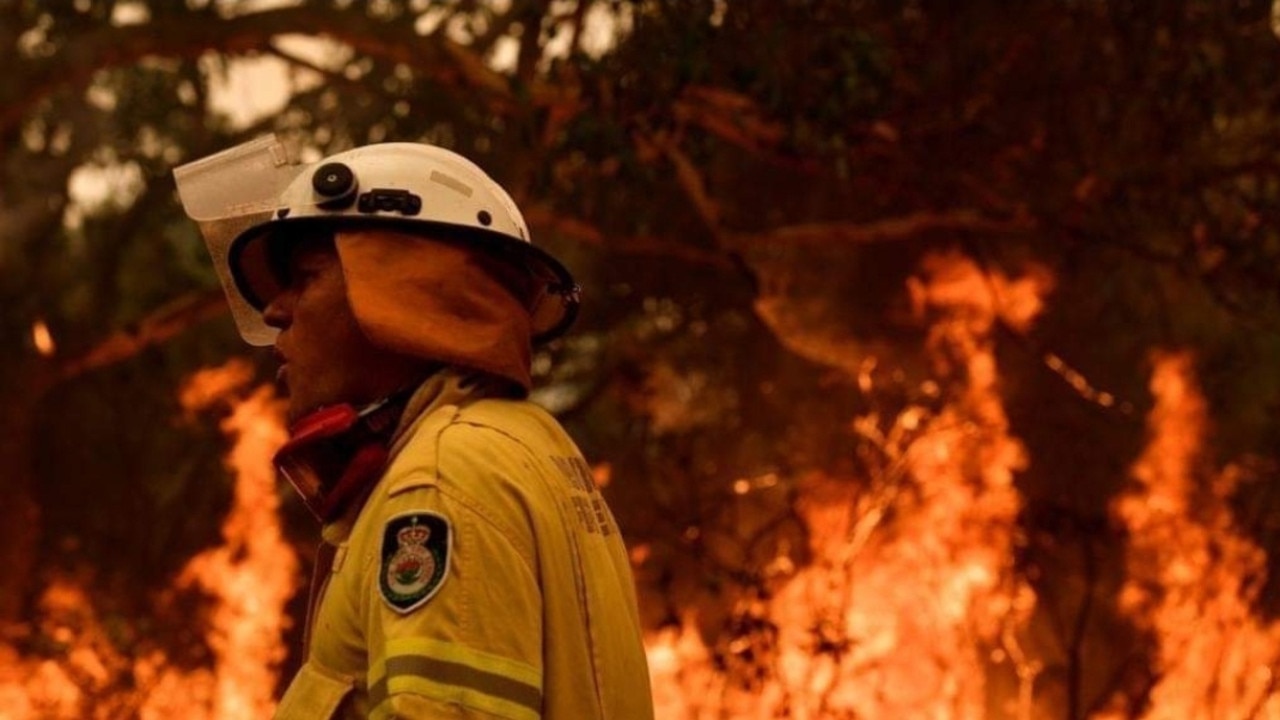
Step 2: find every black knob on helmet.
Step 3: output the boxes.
[312,162,356,198]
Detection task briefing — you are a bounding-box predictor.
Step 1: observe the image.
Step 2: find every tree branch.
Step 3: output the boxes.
[262,42,371,95]
[566,0,591,56]
[1066,536,1099,720]
[636,133,724,242]
[0,4,573,139]
[471,2,522,56]
[730,209,1036,250]
[674,85,787,156]
[51,288,228,386]
[514,0,551,87]
[524,204,735,270]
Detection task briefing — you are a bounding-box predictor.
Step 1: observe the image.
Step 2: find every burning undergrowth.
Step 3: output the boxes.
[0,359,297,719]
[1,251,1278,718]
[1101,352,1280,720]
[646,251,1048,718]
[642,251,1280,718]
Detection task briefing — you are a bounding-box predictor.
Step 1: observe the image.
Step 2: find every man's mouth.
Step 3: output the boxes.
[273,349,289,391]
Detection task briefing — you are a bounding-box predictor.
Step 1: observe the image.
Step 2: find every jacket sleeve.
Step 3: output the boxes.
[360,448,544,720]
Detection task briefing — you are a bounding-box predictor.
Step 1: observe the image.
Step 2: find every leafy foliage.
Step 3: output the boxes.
[3,0,1280,713]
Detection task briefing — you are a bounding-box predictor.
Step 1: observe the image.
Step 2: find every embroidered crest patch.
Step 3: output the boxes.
[379,512,450,614]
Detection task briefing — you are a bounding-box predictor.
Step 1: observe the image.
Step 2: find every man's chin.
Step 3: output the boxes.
[277,373,313,427]
[284,397,313,428]
[285,393,342,428]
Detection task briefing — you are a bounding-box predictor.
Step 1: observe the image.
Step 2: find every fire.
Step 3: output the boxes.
[0,358,297,719]
[6,266,1280,717]
[643,254,1280,718]
[645,251,1046,718]
[164,360,299,718]
[1107,352,1280,719]
[0,577,128,718]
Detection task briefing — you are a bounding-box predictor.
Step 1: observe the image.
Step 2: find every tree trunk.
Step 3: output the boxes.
[0,376,39,625]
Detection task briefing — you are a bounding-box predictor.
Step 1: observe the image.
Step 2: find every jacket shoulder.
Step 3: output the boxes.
[453,397,566,439]
[382,397,575,500]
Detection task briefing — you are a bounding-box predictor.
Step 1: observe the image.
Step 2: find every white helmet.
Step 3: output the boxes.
[174,135,579,345]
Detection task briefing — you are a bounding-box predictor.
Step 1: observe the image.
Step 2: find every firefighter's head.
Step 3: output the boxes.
[180,140,579,422]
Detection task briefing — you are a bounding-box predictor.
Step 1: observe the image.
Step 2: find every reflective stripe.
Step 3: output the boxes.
[368,638,541,720]
[369,657,541,720]
[382,637,542,687]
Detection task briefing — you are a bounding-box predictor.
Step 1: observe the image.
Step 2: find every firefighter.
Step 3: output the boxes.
[174,139,655,719]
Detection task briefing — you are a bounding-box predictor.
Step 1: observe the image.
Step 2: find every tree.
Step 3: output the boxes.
[3,1,1280,716]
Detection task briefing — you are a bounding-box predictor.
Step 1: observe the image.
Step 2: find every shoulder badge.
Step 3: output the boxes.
[379,512,451,614]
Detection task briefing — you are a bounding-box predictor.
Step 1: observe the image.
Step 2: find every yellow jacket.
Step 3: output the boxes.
[274,371,654,719]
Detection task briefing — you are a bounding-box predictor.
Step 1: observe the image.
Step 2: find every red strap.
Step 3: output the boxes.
[279,405,361,454]
[318,442,388,522]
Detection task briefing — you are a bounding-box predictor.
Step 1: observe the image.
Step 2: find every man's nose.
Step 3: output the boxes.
[261,291,293,329]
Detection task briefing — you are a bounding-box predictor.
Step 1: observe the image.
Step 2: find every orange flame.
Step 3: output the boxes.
[1107,352,1280,719]
[161,360,298,718]
[0,578,125,718]
[646,251,1045,718]
[0,359,297,719]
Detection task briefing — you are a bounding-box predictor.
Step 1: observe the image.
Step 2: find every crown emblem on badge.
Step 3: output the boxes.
[398,523,431,546]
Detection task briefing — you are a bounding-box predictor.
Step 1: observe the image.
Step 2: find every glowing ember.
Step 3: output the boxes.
[31,319,56,357]
[0,359,296,719]
[645,251,1045,718]
[1107,352,1280,719]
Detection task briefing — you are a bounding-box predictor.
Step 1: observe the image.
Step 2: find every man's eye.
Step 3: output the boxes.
[293,266,322,286]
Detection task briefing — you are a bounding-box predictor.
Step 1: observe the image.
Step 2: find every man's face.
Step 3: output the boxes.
[261,236,423,424]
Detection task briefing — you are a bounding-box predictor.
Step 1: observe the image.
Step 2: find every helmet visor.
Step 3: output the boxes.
[173,135,303,345]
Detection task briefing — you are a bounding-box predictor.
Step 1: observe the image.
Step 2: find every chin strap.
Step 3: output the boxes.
[274,389,412,523]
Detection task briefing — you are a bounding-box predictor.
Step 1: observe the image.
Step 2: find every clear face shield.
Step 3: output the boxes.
[173,135,305,346]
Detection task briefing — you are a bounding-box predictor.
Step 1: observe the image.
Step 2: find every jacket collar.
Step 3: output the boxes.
[319,368,515,543]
